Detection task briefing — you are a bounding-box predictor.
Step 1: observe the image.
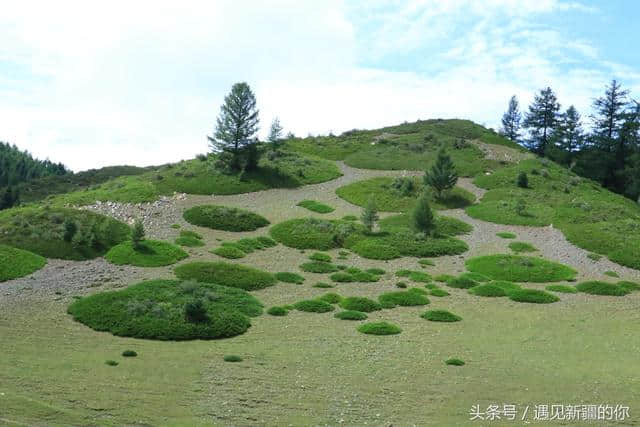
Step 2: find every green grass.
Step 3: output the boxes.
[434,274,455,282]
[445,358,465,366]
[458,272,491,283]
[339,297,382,312]
[603,270,619,278]
[299,261,339,273]
[175,230,205,247]
[270,218,360,250]
[212,245,246,259]
[0,206,130,260]
[357,321,402,335]
[378,291,430,308]
[211,236,278,259]
[312,282,334,288]
[418,258,435,266]
[429,289,450,297]
[0,244,47,282]
[297,200,335,213]
[122,350,138,357]
[496,232,516,239]
[446,276,478,289]
[465,254,577,282]
[183,205,269,231]
[317,293,343,304]
[67,279,262,340]
[379,213,472,236]
[105,240,188,267]
[334,310,368,321]
[617,281,640,292]
[275,272,305,284]
[575,281,630,296]
[174,261,277,291]
[420,310,462,322]
[545,284,579,294]
[508,289,560,304]
[309,252,332,262]
[468,284,507,297]
[587,252,603,261]
[467,158,640,270]
[329,269,380,283]
[336,177,475,212]
[223,355,243,363]
[293,299,335,313]
[508,241,537,253]
[396,270,432,283]
[489,280,521,292]
[267,306,289,316]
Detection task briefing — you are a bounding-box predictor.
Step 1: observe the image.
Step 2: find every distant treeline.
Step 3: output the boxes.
[500,80,640,202]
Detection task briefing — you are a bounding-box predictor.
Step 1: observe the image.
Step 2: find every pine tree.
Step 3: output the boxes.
[423,149,458,199]
[523,87,560,156]
[268,117,283,150]
[208,82,260,171]
[553,105,584,165]
[412,193,435,235]
[361,197,379,232]
[132,219,145,250]
[500,95,521,142]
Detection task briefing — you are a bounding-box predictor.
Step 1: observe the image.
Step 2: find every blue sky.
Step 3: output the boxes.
[1,0,639,171]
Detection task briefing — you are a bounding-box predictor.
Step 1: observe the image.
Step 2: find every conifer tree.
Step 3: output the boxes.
[268,117,283,150]
[132,219,145,250]
[553,105,584,165]
[412,193,434,235]
[423,149,458,199]
[523,87,560,155]
[501,95,521,142]
[361,196,379,232]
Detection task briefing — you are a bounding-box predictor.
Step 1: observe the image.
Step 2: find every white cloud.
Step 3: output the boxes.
[0,0,636,171]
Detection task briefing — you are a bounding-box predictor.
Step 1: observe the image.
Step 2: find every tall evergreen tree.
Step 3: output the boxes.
[423,149,458,199]
[268,117,283,150]
[553,105,584,165]
[361,196,379,232]
[412,193,435,236]
[523,87,560,156]
[208,82,260,171]
[500,95,521,142]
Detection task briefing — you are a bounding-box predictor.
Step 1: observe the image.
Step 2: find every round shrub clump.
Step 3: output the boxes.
[105,240,188,267]
[489,280,521,292]
[275,272,305,284]
[509,241,537,253]
[396,282,407,288]
[421,310,462,322]
[105,360,119,366]
[430,288,449,297]
[294,299,335,313]
[379,291,430,308]
[447,276,478,289]
[175,230,205,247]
[358,321,402,335]
[339,296,382,313]
[313,282,334,288]
[183,205,269,231]
[309,252,332,262]
[418,258,435,266]
[300,261,339,273]
[496,232,516,239]
[618,281,640,292]
[212,245,246,259]
[508,288,560,304]
[465,254,577,282]
[445,358,465,366]
[317,292,343,304]
[575,281,629,296]
[67,279,262,340]
[223,355,243,362]
[270,218,358,250]
[334,310,368,321]
[459,272,491,283]
[468,284,507,297]
[366,268,386,275]
[0,244,47,282]
[122,350,138,357]
[267,306,289,316]
[434,274,455,283]
[545,284,578,294]
[175,261,276,291]
[349,240,401,260]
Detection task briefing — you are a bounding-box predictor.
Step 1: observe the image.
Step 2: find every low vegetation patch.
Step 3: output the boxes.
[418,258,435,266]
[175,230,205,247]
[174,261,276,291]
[603,270,619,278]
[317,293,343,304]
[334,310,367,320]
[275,272,305,284]
[396,270,432,283]
[421,310,462,322]
[445,358,465,366]
[294,299,335,313]
[212,245,246,259]
[339,296,382,312]
[357,321,402,335]
[330,268,380,283]
[378,291,430,308]
[297,200,335,213]
[466,254,577,282]
[508,241,537,253]
[497,232,516,239]
[0,245,47,282]
[223,355,243,363]
[430,288,450,297]
[468,284,507,297]
[545,284,578,294]
[270,218,359,250]
[300,261,339,273]
[489,281,521,292]
[618,281,640,292]
[508,288,560,304]
[447,276,479,289]
[122,350,137,357]
[309,252,332,262]
[105,240,188,267]
[267,306,289,316]
[313,282,334,288]
[212,236,277,259]
[67,279,262,340]
[575,281,629,296]
[434,274,455,283]
[459,272,491,282]
[183,205,269,231]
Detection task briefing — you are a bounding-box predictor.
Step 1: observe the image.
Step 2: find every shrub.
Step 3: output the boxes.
[447,276,479,289]
[212,245,246,259]
[603,270,619,278]
[508,289,560,303]
[378,291,430,308]
[132,219,145,249]
[618,281,640,292]
[175,230,205,247]
[105,240,188,267]
[313,282,334,288]
[434,274,455,283]
[496,232,516,239]
[468,284,507,297]
[465,255,577,282]
[575,281,629,296]
[223,355,243,362]
[342,215,357,221]
[340,297,382,312]
[421,310,462,322]
[418,258,435,266]
[349,240,401,260]
[361,197,379,232]
[317,293,343,304]
[545,284,578,294]
[105,360,119,366]
[334,310,367,320]
[396,282,407,288]
[0,245,47,282]
[275,272,305,284]
[357,322,402,335]
[122,350,137,357]
[297,200,335,214]
[587,252,603,261]
[330,272,355,282]
[412,193,435,234]
[396,270,431,283]
[175,261,276,291]
[267,306,288,316]
[517,172,528,188]
[294,299,335,313]
[184,299,208,322]
[270,218,358,250]
[508,242,537,253]
[67,279,261,340]
[445,358,465,366]
[430,289,449,297]
[459,272,491,282]
[366,268,386,275]
[330,270,379,283]
[183,205,269,231]
[300,261,339,273]
[489,280,521,292]
[309,252,332,262]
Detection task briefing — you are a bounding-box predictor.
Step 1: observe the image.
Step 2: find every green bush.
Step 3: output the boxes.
[339,297,382,312]
[396,270,431,283]
[122,350,137,357]
[508,241,537,253]
[489,280,521,292]
[349,240,401,260]
[317,293,343,304]
[421,310,462,322]
[223,355,243,362]
[496,232,516,239]
[67,279,262,340]
[418,258,435,266]
[0,245,47,282]
[175,261,276,291]
[309,252,332,262]
[105,240,188,267]
[545,284,578,293]
[447,276,478,289]
[294,299,335,313]
[184,299,208,322]
[508,288,560,303]
[183,205,269,231]
[275,272,305,284]
[175,230,205,247]
[378,291,430,308]
[297,200,335,213]
[465,254,577,282]
[459,272,491,282]
[434,274,455,283]
[212,245,246,259]
[603,270,619,278]
[396,282,407,288]
[366,268,386,275]
[313,282,334,288]
[430,289,450,297]
[267,306,289,316]
[617,281,640,292]
[330,270,380,283]
[575,281,629,296]
[357,321,402,335]
[517,172,529,188]
[300,261,339,273]
[468,284,507,297]
[445,358,465,366]
[334,310,367,320]
[105,360,119,366]
[270,218,359,250]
